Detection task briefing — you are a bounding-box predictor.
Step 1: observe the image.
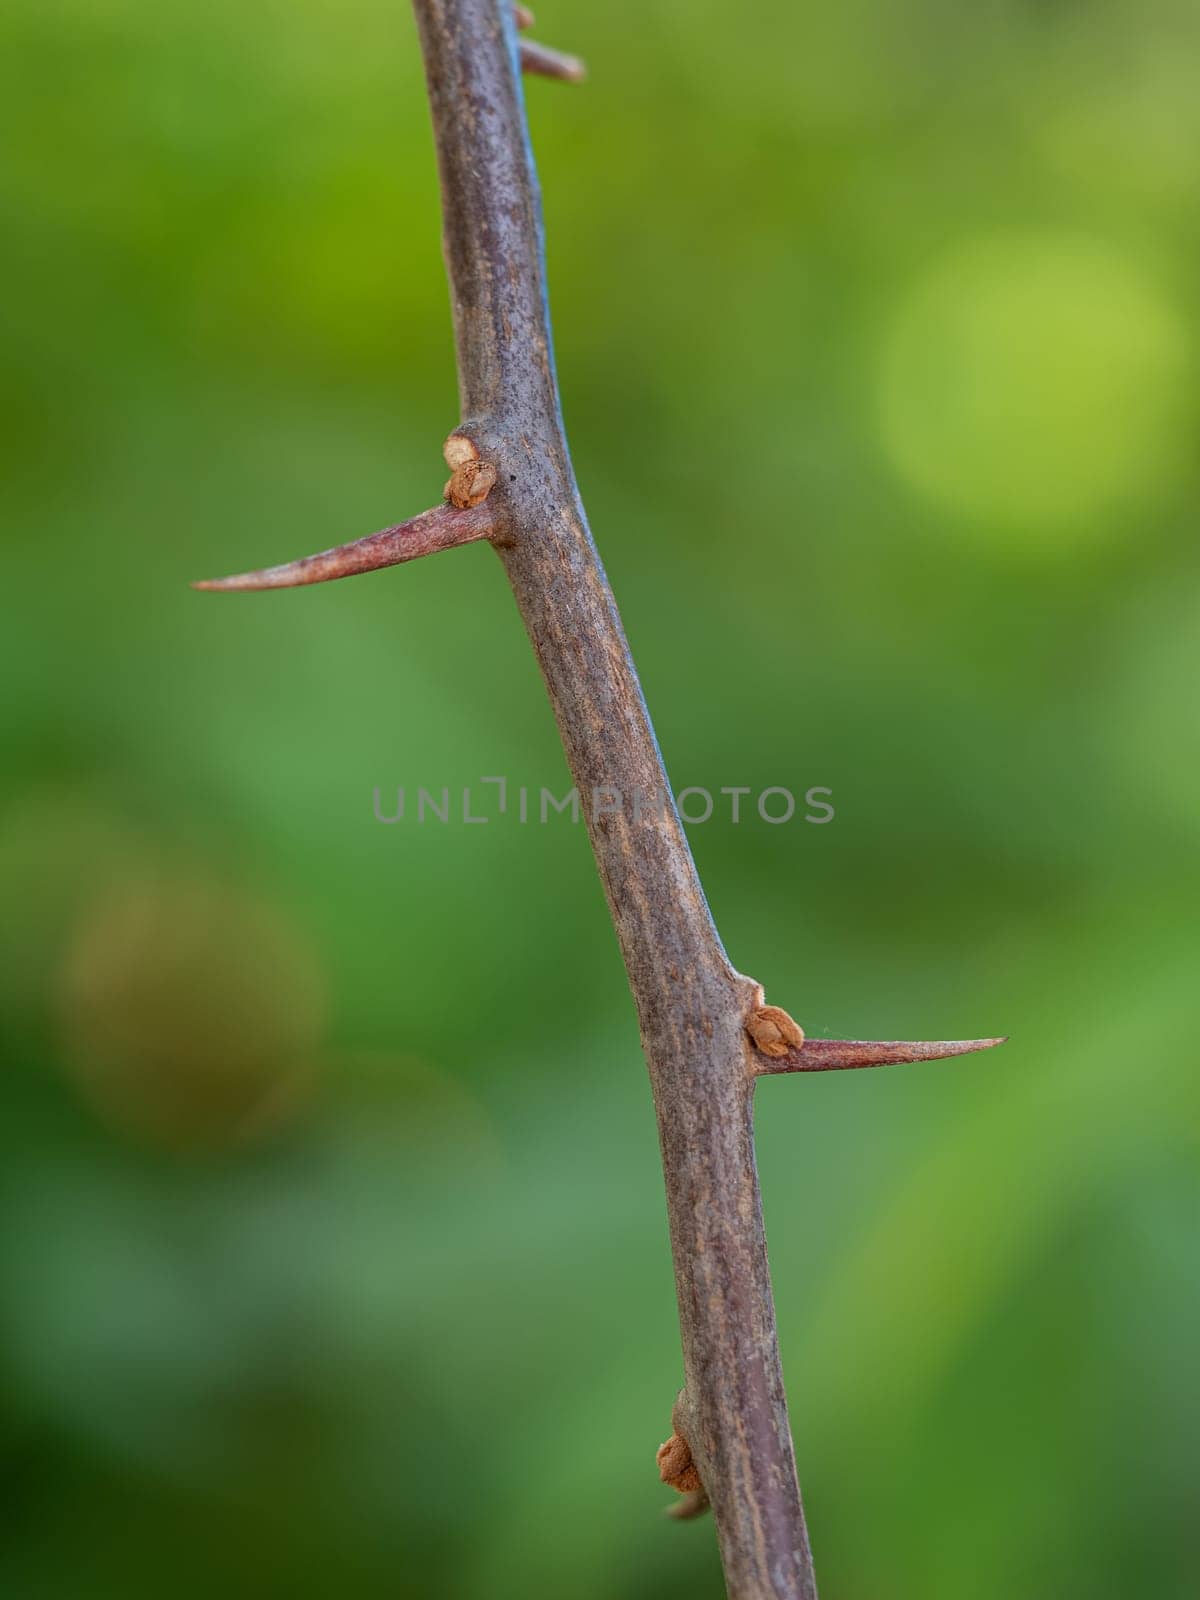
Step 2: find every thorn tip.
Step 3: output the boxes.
[754,1033,1007,1076]
[192,502,494,592]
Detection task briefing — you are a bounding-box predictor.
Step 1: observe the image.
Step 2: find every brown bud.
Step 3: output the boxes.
[657,1432,702,1494]
[442,432,479,471]
[444,459,497,509]
[746,1005,805,1059]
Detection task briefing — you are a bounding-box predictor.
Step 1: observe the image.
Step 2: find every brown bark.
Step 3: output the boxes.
[411,5,816,1590]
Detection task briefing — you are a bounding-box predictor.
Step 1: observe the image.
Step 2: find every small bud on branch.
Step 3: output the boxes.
[445,458,498,509]
[657,1432,702,1494]
[442,431,481,470]
[658,1429,710,1519]
[746,1005,806,1057]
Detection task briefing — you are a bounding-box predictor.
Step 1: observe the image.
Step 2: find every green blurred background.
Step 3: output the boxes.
[1,1,1197,1595]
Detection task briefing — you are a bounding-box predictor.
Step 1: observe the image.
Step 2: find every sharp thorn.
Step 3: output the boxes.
[756,1036,1008,1076]
[192,502,494,592]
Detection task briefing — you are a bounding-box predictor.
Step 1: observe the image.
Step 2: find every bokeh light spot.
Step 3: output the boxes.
[878,231,1190,545]
[58,875,326,1152]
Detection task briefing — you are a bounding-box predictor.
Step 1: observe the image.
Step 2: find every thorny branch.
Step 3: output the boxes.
[195,5,1004,1595]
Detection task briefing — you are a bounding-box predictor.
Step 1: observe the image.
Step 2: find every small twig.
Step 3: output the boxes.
[510,0,583,79]
[519,38,586,82]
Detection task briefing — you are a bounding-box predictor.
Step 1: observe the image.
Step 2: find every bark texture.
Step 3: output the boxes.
[412,4,816,1593]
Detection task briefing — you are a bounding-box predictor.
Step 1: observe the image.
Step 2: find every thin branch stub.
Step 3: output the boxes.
[519,39,586,82]
[511,0,584,82]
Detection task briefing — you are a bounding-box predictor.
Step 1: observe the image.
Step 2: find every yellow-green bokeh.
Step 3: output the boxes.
[880,230,1189,542]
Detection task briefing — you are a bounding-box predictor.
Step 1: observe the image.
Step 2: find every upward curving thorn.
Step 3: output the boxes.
[192,501,495,592]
